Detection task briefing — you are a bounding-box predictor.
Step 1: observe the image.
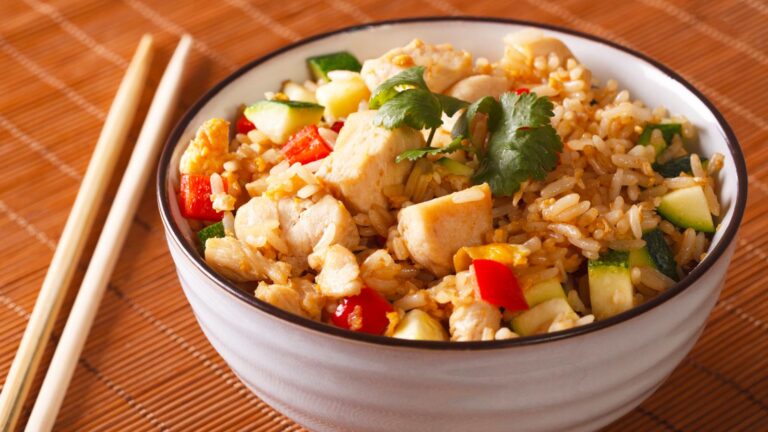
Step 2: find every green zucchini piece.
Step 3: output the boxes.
[307,51,362,81]
[657,186,715,233]
[523,278,566,308]
[652,155,709,178]
[638,123,682,156]
[628,247,655,268]
[436,157,474,177]
[243,100,324,144]
[588,250,634,319]
[197,222,225,250]
[642,229,678,280]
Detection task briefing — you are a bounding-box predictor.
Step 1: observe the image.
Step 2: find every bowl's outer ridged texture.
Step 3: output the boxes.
[158,19,745,432]
[168,232,733,432]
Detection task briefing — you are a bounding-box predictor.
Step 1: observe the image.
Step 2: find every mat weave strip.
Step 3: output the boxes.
[1,0,766,430]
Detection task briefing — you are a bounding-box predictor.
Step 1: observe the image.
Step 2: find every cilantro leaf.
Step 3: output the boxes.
[471,92,562,196]
[434,94,469,116]
[451,96,503,144]
[395,136,470,163]
[373,88,442,131]
[369,66,428,109]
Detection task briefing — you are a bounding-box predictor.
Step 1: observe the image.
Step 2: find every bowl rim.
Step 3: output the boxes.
[157,16,747,351]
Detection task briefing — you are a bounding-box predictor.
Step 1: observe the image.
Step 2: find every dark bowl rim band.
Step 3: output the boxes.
[156,16,747,351]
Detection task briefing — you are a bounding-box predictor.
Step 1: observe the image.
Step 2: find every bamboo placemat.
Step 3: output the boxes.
[1,0,766,430]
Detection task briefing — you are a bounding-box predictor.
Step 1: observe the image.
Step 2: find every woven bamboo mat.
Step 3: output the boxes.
[1,0,767,430]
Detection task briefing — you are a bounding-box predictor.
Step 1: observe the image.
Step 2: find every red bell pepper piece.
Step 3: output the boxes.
[236,115,255,134]
[330,121,344,133]
[515,87,530,95]
[332,287,393,335]
[179,174,226,221]
[472,259,529,312]
[282,125,332,165]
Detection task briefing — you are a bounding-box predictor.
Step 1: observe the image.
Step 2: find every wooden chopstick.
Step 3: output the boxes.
[0,34,154,432]
[23,35,193,432]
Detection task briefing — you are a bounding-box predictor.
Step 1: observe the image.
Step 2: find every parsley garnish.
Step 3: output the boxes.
[370,67,467,147]
[471,92,563,196]
[395,136,471,163]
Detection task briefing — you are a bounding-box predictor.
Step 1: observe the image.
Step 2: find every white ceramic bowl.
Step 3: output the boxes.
[157,18,747,432]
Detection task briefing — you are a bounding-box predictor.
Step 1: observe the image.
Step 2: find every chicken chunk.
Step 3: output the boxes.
[234,196,287,253]
[397,184,493,276]
[360,39,473,93]
[204,236,290,284]
[314,244,363,298]
[449,301,502,341]
[278,195,359,264]
[255,278,324,320]
[179,118,230,175]
[446,75,509,102]
[317,110,424,212]
[503,29,574,64]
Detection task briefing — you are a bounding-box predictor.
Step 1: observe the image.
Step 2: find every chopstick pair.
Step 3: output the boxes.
[0,34,193,432]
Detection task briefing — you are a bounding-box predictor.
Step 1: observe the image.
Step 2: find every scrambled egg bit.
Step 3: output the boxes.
[179,118,230,175]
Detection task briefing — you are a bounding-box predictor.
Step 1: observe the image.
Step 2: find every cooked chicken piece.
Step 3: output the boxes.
[277,195,359,265]
[179,118,230,175]
[449,300,502,342]
[255,278,324,320]
[204,236,290,284]
[317,110,424,212]
[446,75,509,102]
[314,244,363,298]
[397,184,493,277]
[360,39,473,93]
[503,29,574,64]
[234,196,288,253]
[360,249,404,299]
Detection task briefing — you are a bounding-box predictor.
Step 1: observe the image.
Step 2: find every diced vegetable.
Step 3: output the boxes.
[657,186,715,233]
[628,247,655,269]
[307,51,362,81]
[316,74,370,121]
[471,259,528,312]
[638,123,682,156]
[453,243,528,273]
[652,155,709,178]
[523,278,566,308]
[197,222,225,250]
[330,121,344,133]
[332,287,394,334]
[437,157,473,177]
[236,115,255,135]
[282,81,317,103]
[512,298,577,337]
[243,100,324,144]
[282,125,333,165]
[643,229,678,280]
[588,250,634,319]
[179,174,225,221]
[392,309,448,341]
[515,87,529,95]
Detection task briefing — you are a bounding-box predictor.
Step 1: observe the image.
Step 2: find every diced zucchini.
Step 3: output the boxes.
[307,51,362,81]
[642,229,678,280]
[588,250,634,320]
[638,123,682,156]
[436,157,473,177]
[652,155,708,178]
[243,100,324,144]
[197,222,225,250]
[315,76,370,121]
[512,298,578,337]
[282,81,317,103]
[392,309,448,341]
[657,186,715,233]
[523,278,566,308]
[628,247,655,268]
